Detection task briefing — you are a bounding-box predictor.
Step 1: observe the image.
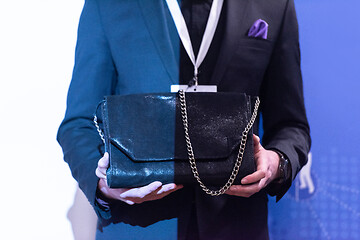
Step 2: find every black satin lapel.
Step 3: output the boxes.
[137,0,179,84]
[210,0,250,86]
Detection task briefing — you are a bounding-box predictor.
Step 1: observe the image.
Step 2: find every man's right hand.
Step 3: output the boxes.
[96,153,183,205]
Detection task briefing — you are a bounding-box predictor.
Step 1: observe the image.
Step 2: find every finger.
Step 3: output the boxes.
[96,153,109,178]
[98,178,112,196]
[241,169,266,184]
[258,177,267,189]
[156,183,176,195]
[123,200,135,205]
[154,185,183,200]
[97,165,108,176]
[225,183,262,197]
[253,134,262,153]
[95,167,106,179]
[253,134,260,145]
[156,183,183,195]
[98,178,108,189]
[98,152,109,168]
[226,184,253,197]
[119,181,163,199]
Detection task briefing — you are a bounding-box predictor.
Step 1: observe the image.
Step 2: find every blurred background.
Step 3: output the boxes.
[0,0,359,239]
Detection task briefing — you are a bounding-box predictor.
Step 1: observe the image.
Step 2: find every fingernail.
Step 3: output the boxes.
[241,179,248,184]
[125,200,134,205]
[168,184,176,190]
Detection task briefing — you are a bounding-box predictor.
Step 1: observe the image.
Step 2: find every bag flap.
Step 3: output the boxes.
[103,92,252,162]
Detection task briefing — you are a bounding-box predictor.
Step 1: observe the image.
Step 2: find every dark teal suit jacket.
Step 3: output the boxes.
[57,0,310,239]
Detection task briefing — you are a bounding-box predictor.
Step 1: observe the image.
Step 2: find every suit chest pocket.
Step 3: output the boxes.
[230,38,273,77]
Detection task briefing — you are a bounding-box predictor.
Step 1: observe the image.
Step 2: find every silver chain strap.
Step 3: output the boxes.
[179,90,260,196]
[94,115,105,144]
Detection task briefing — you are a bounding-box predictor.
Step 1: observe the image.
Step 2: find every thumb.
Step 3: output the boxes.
[253,134,262,153]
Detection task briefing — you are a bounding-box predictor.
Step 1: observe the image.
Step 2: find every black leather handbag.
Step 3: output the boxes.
[94,91,260,196]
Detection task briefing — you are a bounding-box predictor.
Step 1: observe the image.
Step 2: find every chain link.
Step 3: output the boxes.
[179,90,260,196]
[94,115,105,144]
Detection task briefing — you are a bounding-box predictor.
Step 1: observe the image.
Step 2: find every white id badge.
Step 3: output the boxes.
[171,85,217,93]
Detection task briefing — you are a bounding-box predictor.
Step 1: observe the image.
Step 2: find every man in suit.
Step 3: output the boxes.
[57,0,311,239]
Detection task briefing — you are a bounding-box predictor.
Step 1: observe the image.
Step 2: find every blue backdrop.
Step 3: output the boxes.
[86,1,360,239]
[268,0,360,239]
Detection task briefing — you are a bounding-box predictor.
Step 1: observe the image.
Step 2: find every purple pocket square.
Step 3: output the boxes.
[248,19,268,39]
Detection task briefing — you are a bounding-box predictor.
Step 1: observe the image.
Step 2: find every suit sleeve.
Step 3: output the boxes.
[260,0,311,200]
[57,0,117,219]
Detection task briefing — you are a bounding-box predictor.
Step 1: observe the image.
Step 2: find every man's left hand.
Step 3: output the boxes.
[225,134,280,197]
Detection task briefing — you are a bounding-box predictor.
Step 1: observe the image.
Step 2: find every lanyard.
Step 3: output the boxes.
[165,0,224,86]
